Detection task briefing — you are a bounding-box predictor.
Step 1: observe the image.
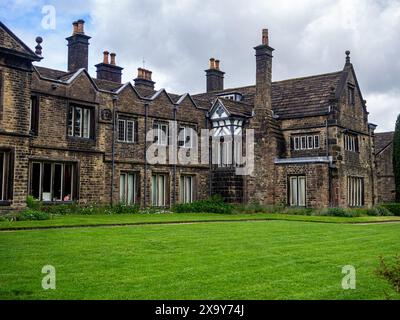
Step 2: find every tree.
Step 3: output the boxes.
[394,114,400,202]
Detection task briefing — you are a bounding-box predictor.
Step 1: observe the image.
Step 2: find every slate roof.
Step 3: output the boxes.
[34,66,68,80]
[34,63,345,119]
[375,132,394,154]
[0,21,41,61]
[193,71,343,119]
[218,98,253,117]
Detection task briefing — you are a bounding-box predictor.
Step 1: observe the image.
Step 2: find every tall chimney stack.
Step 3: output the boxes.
[205,57,224,92]
[254,29,273,119]
[95,51,123,83]
[246,28,283,205]
[134,68,155,90]
[66,19,91,71]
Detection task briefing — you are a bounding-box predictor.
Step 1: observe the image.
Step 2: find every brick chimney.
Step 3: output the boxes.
[66,19,91,72]
[254,29,273,119]
[134,68,155,90]
[95,51,123,83]
[246,28,283,205]
[205,58,224,92]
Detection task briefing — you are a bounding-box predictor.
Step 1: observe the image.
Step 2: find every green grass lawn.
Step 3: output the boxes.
[0,219,399,300]
[1,212,400,230]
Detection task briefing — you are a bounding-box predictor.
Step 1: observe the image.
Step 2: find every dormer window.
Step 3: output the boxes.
[217,92,243,102]
[348,84,355,105]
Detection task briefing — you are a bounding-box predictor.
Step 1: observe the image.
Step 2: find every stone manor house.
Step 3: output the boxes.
[0,19,396,212]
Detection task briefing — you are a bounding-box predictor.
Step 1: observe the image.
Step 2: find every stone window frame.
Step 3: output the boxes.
[152,121,169,146]
[119,171,140,205]
[117,115,138,144]
[344,133,359,152]
[67,103,96,140]
[179,174,196,204]
[293,134,321,151]
[0,148,13,205]
[151,172,170,207]
[28,160,78,203]
[288,175,306,207]
[178,124,197,149]
[347,176,364,207]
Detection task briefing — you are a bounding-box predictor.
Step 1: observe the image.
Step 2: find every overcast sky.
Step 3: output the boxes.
[1,0,399,131]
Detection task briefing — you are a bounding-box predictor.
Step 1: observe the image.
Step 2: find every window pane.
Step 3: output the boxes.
[118,120,125,141]
[83,108,90,138]
[314,136,320,149]
[63,164,73,201]
[74,107,82,137]
[42,163,52,201]
[298,177,306,206]
[53,164,62,201]
[180,176,184,203]
[152,175,157,205]
[127,121,134,142]
[307,136,313,149]
[120,174,126,203]
[127,174,134,205]
[290,177,298,206]
[158,175,165,206]
[68,107,74,136]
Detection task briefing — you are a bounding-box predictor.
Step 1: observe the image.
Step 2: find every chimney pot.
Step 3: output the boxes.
[103,51,109,64]
[209,58,215,69]
[77,19,85,34]
[205,58,224,92]
[262,29,269,46]
[110,52,116,65]
[134,68,155,90]
[72,21,79,35]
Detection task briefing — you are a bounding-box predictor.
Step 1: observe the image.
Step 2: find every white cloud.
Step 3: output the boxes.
[1,0,399,129]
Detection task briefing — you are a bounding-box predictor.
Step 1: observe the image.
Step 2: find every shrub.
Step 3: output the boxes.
[375,255,400,294]
[234,203,286,214]
[26,195,41,210]
[171,195,234,214]
[381,203,400,216]
[284,207,314,216]
[17,209,50,221]
[365,205,393,217]
[112,203,140,214]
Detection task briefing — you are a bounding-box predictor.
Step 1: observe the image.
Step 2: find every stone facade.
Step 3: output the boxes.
[0,20,393,213]
[375,132,395,203]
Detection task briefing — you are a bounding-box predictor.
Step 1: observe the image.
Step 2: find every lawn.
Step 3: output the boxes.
[1,212,400,230]
[0,219,399,300]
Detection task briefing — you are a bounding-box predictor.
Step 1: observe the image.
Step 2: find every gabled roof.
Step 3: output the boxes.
[271,71,342,119]
[375,132,394,154]
[0,21,41,61]
[217,98,253,117]
[193,71,345,119]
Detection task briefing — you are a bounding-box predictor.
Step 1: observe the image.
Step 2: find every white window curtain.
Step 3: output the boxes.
[289,176,306,207]
[152,174,167,206]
